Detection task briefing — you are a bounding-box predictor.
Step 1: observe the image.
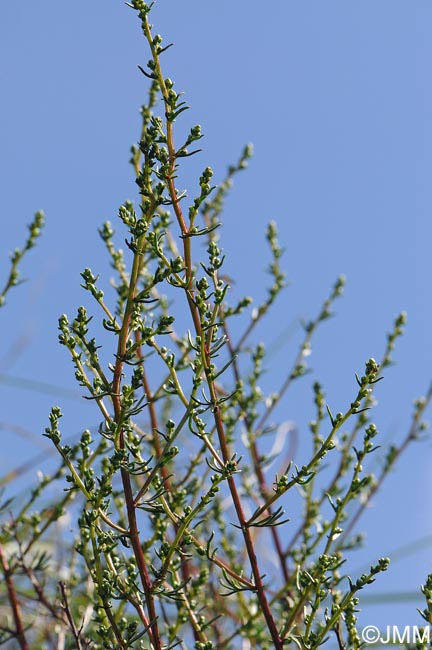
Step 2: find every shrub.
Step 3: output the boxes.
[1,3,431,649]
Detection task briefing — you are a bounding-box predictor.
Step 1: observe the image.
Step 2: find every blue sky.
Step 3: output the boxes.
[1,0,432,631]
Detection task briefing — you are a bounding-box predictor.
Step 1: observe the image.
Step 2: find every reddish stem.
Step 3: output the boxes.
[0,545,29,650]
[223,321,291,585]
[112,268,162,649]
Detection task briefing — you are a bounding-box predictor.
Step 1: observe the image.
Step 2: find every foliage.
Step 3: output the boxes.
[0,212,44,309]
[1,3,431,649]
